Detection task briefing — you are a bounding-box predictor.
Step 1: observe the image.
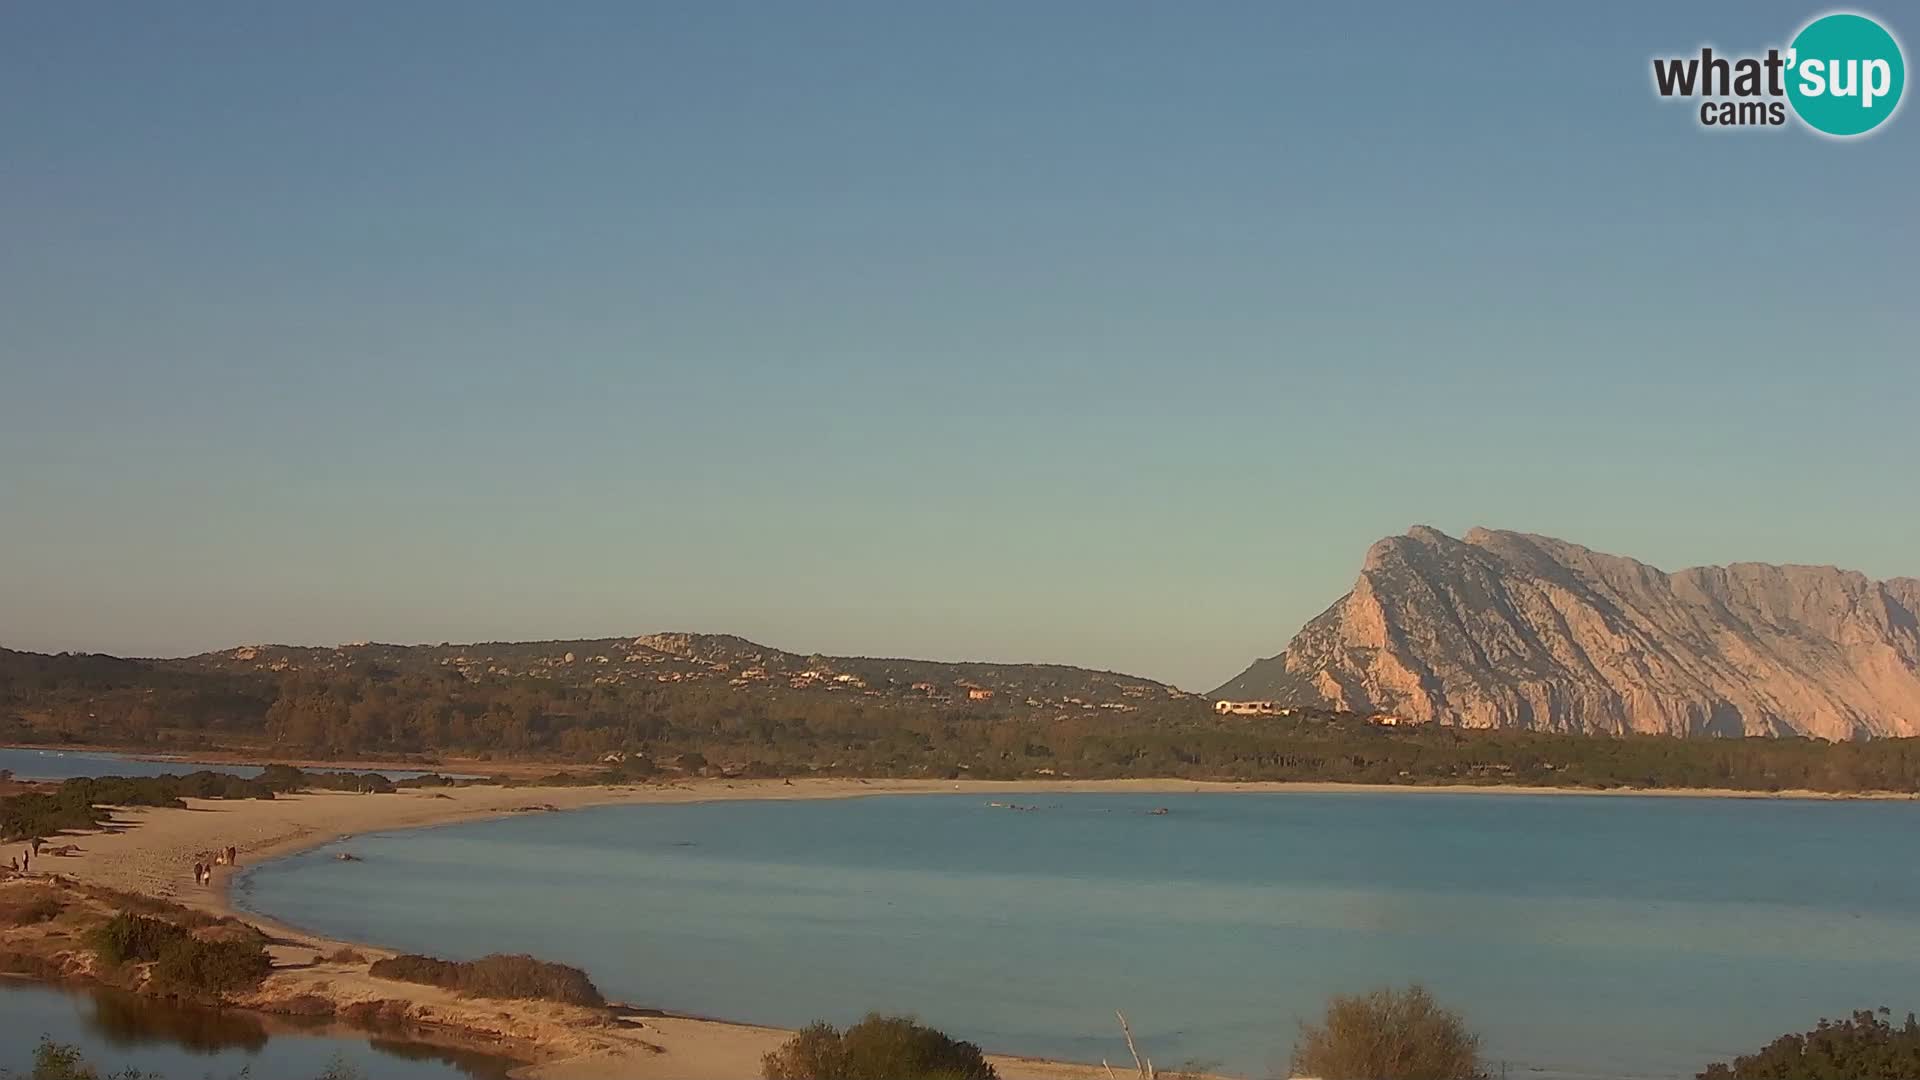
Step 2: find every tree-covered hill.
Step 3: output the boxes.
[11,639,1920,794]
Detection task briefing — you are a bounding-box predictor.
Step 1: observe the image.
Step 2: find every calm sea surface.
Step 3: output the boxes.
[0,979,515,1079]
[0,746,471,782]
[235,791,1920,1079]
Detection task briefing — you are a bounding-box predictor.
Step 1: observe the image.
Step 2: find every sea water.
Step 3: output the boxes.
[234,791,1920,1078]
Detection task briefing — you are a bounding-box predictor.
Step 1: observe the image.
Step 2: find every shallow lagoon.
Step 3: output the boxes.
[237,791,1920,1078]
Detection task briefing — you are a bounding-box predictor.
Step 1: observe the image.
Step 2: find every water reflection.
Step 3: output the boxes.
[365,1038,520,1078]
[0,979,518,1080]
[80,988,272,1054]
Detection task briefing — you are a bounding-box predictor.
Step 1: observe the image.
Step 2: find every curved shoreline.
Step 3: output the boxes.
[21,775,1920,1078]
[152,774,1920,955]
[26,779,1221,1080]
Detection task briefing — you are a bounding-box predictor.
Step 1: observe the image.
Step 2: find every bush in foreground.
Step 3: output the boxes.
[367,952,604,1007]
[87,914,190,967]
[1291,985,1488,1080]
[84,912,271,997]
[762,1013,998,1080]
[150,937,272,996]
[1697,1007,1920,1079]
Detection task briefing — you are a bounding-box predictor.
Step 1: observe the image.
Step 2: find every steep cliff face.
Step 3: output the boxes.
[1213,527,1920,739]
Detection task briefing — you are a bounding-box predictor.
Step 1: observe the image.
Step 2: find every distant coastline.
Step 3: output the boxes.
[0,741,559,780]
[13,743,1920,802]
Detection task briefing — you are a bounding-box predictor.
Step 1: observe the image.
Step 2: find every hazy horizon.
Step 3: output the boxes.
[4,2,1915,691]
[7,518,1917,693]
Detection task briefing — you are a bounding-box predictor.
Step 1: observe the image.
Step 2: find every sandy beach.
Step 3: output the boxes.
[48,773,1914,921]
[23,777,1246,1080]
[14,774,1916,1078]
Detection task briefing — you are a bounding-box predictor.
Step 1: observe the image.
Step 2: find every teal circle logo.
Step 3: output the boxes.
[1787,12,1905,136]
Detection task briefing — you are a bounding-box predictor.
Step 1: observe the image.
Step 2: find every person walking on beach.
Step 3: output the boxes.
[226,844,238,867]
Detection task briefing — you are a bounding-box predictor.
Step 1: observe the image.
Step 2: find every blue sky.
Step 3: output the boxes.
[2,2,1913,690]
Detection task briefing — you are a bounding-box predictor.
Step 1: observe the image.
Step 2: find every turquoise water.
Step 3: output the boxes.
[235,792,1920,1078]
[0,746,472,782]
[0,979,514,1078]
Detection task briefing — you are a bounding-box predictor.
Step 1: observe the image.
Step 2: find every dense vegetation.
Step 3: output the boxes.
[366,952,604,1006]
[1,767,422,842]
[1291,985,1487,1080]
[12,646,1920,794]
[85,913,271,997]
[763,1014,998,1080]
[1697,1008,1920,1079]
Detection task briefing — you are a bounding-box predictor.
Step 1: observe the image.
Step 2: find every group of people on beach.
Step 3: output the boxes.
[10,838,43,874]
[191,844,240,886]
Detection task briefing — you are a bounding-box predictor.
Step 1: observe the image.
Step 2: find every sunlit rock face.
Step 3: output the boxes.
[1214,527,1920,740]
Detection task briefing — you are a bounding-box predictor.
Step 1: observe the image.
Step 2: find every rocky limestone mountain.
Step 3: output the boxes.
[1213,527,1920,739]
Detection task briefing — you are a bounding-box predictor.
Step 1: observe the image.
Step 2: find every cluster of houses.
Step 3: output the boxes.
[223,639,1170,715]
[1211,699,1430,728]
[425,642,1035,707]
[787,670,869,691]
[1213,699,1296,717]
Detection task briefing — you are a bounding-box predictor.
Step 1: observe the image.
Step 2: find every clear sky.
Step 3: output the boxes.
[2,2,1913,691]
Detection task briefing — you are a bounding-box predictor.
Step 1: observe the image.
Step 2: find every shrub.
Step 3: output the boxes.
[1697,1007,1920,1078]
[2,767,416,844]
[368,952,604,1007]
[764,1022,847,1080]
[27,1037,133,1080]
[2,790,110,840]
[192,920,269,950]
[394,772,453,788]
[3,891,65,926]
[325,946,367,964]
[151,936,273,995]
[762,1013,998,1080]
[1291,985,1488,1080]
[87,913,190,967]
[85,911,271,995]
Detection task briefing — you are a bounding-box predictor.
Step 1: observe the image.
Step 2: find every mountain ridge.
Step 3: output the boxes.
[168,632,1192,709]
[1214,526,1920,739]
